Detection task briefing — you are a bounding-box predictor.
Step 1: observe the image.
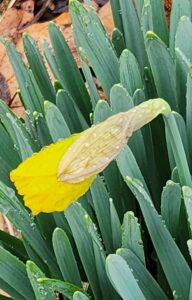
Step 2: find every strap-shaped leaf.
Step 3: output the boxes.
[48,23,91,121]
[169,0,191,55]
[0,181,60,278]
[117,248,168,300]
[26,261,56,300]
[70,0,119,98]
[23,34,56,103]
[79,48,100,110]
[106,254,146,300]
[85,213,116,300]
[109,0,124,34]
[121,211,145,264]
[145,32,177,110]
[121,177,191,299]
[164,112,192,187]
[0,38,44,113]
[0,100,39,160]
[0,247,35,300]
[110,199,121,251]
[90,177,113,253]
[34,112,53,147]
[56,90,88,133]
[65,203,102,299]
[0,230,27,263]
[182,186,192,236]
[37,278,86,299]
[120,49,144,97]
[112,29,125,58]
[186,72,192,154]
[53,228,82,286]
[119,0,147,71]
[175,16,192,63]
[73,292,90,300]
[161,181,181,239]
[45,101,70,141]
[148,0,168,45]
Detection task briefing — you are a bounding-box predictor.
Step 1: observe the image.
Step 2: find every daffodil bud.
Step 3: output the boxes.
[57,99,170,183]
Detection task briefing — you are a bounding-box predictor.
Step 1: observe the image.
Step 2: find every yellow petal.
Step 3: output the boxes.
[10,134,95,215]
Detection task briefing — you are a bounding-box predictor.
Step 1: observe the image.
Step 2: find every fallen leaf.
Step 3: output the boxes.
[0,1,113,116]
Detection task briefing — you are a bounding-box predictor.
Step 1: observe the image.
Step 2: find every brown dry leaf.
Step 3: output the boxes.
[0,1,113,116]
[0,0,34,37]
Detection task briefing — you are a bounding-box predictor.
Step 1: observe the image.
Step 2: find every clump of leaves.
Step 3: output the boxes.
[0,0,191,299]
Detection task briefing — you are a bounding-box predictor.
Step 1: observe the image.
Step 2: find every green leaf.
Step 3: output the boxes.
[164,112,192,187]
[145,32,177,110]
[23,34,56,103]
[109,199,121,251]
[106,254,145,300]
[0,278,26,300]
[34,112,53,147]
[85,214,117,300]
[23,240,50,277]
[141,0,153,35]
[56,90,88,132]
[122,177,191,299]
[24,110,39,142]
[90,177,113,253]
[0,157,14,187]
[116,146,149,194]
[37,278,86,300]
[148,0,168,44]
[119,0,147,71]
[109,0,123,34]
[70,0,119,98]
[189,276,192,300]
[0,38,44,113]
[79,47,100,110]
[174,112,190,165]
[186,72,192,154]
[93,100,112,123]
[110,85,148,180]
[52,228,82,286]
[187,239,192,260]
[44,101,70,141]
[110,84,132,112]
[182,186,192,236]
[0,230,27,263]
[43,40,62,83]
[48,23,91,121]
[161,181,181,239]
[119,49,144,96]
[134,0,144,20]
[0,100,39,160]
[169,0,191,55]
[65,203,102,299]
[0,182,60,278]
[73,291,90,300]
[112,28,125,58]
[175,48,190,117]
[175,16,192,63]
[117,248,168,300]
[121,211,145,264]
[0,247,35,300]
[0,123,20,169]
[26,261,56,300]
